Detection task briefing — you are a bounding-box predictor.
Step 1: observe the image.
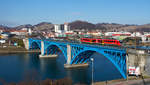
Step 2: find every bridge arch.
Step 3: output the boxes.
[71,48,126,79]
[45,44,67,60]
[30,41,41,50]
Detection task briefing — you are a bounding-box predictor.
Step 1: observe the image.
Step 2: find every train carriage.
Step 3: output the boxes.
[80,38,121,46]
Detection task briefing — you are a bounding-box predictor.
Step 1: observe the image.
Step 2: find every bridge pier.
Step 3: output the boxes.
[23,38,30,50]
[64,45,89,68]
[39,41,57,58]
[64,63,89,68]
[39,54,57,58]
[41,41,44,56]
[127,49,146,74]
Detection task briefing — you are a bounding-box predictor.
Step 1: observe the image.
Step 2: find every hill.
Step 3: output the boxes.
[33,22,54,31]
[0,25,10,30]
[1,21,150,32]
[12,22,54,32]
[69,20,150,32]
[69,20,95,31]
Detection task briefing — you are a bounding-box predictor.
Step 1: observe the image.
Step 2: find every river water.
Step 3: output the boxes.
[0,52,122,85]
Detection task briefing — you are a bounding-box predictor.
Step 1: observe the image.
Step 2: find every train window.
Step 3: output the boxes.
[83,39,90,41]
[98,40,102,43]
[115,41,118,43]
[92,40,96,42]
[108,41,111,42]
[109,41,113,43]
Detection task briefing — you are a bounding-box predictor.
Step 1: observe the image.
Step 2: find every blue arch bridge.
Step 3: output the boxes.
[23,38,127,79]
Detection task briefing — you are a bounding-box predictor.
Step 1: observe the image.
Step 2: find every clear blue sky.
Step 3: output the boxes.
[0,0,150,27]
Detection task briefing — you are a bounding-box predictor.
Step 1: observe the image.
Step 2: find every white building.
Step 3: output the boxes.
[21,28,32,35]
[0,33,9,39]
[105,32,131,36]
[0,29,3,33]
[54,23,70,34]
[87,31,102,36]
[131,32,142,37]
[10,30,28,35]
[0,39,6,44]
[28,28,32,35]
[141,35,150,42]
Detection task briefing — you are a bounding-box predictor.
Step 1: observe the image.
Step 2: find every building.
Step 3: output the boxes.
[0,39,6,44]
[10,29,28,35]
[0,35,4,39]
[131,32,142,37]
[28,28,32,35]
[87,31,102,36]
[0,29,4,33]
[141,34,150,42]
[54,23,71,34]
[105,32,131,36]
[64,23,70,32]
[0,32,10,39]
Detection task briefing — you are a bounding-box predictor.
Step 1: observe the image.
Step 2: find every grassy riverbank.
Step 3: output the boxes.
[0,46,40,53]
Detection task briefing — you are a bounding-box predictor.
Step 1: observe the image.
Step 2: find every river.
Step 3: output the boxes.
[0,52,123,85]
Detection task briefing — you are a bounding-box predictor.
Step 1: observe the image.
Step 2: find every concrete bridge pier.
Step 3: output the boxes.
[23,38,30,50]
[64,45,89,68]
[127,49,146,74]
[39,41,58,58]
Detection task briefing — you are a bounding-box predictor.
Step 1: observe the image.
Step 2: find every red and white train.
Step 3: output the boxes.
[80,38,121,46]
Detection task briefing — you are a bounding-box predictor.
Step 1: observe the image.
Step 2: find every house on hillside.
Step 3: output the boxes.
[0,29,4,33]
[10,29,28,35]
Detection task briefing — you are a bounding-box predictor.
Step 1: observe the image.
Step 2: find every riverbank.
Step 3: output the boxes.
[0,46,40,53]
[94,75,150,85]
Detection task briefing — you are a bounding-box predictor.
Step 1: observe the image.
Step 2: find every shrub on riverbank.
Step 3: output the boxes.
[9,38,25,47]
[0,78,72,85]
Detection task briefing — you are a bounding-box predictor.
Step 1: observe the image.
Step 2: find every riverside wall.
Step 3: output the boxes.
[127,48,147,74]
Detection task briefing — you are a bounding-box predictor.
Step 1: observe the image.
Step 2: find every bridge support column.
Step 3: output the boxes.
[67,45,71,64]
[64,45,89,68]
[23,38,29,50]
[41,41,44,55]
[39,41,57,58]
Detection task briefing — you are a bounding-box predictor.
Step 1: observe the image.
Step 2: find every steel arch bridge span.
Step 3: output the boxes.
[45,44,67,59]
[28,38,41,50]
[26,38,127,79]
[44,43,126,79]
[42,41,67,58]
[70,48,127,79]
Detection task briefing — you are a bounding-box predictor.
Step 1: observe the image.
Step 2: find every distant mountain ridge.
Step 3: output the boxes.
[0,20,150,32]
[0,25,10,30]
[33,22,54,31]
[14,24,33,29]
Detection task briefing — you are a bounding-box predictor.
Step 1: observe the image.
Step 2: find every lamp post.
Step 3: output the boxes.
[91,58,94,85]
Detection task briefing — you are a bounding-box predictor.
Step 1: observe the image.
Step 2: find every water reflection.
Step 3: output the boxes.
[0,52,122,84]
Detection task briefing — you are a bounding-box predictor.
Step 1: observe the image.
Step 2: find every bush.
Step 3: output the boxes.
[9,38,25,47]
